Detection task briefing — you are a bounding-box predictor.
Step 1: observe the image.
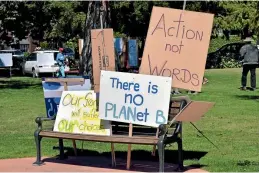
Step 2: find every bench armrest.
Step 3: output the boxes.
[35,116,54,130]
[158,124,167,137]
[171,95,191,103]
[164,95,191,136]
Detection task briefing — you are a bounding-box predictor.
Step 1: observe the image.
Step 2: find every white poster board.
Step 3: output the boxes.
[0,53,12,67]
[99,70,172,127]
[53,90,111,136]
[37,53,55,65]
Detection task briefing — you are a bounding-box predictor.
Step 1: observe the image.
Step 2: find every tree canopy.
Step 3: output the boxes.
[0,1,258,44]
[0,1,258,74]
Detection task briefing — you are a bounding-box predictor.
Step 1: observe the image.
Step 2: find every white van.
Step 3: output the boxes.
[23,50,70,78]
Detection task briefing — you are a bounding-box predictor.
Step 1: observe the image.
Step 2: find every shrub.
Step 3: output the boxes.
[219,58,242,68]
[40,41,49,49]
[23,52,30,57]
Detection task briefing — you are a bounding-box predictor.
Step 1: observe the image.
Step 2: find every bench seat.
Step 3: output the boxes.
[39,131,159,145]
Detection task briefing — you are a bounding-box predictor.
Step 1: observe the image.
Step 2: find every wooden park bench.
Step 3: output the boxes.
[33,95,191,172]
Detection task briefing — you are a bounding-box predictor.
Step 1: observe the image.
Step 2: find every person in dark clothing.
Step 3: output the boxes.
[239,38,259,91]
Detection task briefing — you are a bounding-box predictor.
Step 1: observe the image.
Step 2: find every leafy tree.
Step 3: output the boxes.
[187,1,258,39]
[80,1,111,76]
[43,2,87,46]
[252,1,259,38]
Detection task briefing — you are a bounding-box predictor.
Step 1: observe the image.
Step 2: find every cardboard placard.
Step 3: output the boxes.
[42,77,91,119]
[91,29,116,92]
[53,90,111,136]
[175,101,215,122]
[0,53,12,67]
[99,70,172,127]
[128,39,138,67]
[139,6,214,92]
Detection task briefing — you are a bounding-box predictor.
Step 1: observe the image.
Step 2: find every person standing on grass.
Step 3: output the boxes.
[56,48,66,78]
[239,38,259,91]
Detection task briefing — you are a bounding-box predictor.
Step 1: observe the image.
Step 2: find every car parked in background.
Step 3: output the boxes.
[63,48,75,58]
[22,50,70,78]
[0,49,25,74]
[206,41,251,69]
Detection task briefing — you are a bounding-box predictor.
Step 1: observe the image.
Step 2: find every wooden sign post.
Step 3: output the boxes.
[126,123,133,169]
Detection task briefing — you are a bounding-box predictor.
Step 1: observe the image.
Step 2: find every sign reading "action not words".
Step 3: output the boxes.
[139,6,214,92]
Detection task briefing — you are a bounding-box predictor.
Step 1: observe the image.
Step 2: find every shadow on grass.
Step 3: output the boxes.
[0,80,42,89]
[237,160,259,166]
[43,147,208,172]
[234,95,259,100]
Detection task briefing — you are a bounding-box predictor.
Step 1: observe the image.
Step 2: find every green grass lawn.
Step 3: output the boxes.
[0,68,259,172]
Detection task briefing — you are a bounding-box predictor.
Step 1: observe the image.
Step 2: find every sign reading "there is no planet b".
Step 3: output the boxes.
[99,70,172,127]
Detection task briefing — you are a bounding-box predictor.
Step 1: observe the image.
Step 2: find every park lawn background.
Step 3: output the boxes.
[0,68,259,172]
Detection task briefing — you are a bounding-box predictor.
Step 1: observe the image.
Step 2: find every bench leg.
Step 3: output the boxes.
[33,130,44,166]
[58,139,66,160]
[177,139,184,171]
[177,123,184,171]
[157,140,164,172]
[72,140,77,156]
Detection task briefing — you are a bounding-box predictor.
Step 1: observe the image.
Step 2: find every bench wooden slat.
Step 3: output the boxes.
[40,131,158,145]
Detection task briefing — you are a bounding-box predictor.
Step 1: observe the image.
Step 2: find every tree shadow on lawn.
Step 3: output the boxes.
[234,95,259,101]
[43,147,208,172]
[0,80,42,89]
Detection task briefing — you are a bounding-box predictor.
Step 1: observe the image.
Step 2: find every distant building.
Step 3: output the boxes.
[0,31,38,53]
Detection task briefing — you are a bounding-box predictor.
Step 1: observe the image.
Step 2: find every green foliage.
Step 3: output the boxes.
[219,58,242,68]
[44,2,86,41]
[114,32,127,38]
[187,1,258,38]
[64,38,78,50]
[23,52,30,57]
[0,1,258,51]
[217,2,257,31]
[252,2,259,37]
[39,41,49,49]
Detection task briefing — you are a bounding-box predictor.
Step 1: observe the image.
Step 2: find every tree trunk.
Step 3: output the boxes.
[80,0,111,80]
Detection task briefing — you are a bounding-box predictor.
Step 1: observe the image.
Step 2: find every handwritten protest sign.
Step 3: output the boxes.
[139,6,214,92]
[91,28,116,92]
[53,91,111,136]
[99,70,172,127]
[42,77,91,119]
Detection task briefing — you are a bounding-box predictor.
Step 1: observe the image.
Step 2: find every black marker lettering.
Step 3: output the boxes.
[186,29,196,39]
[172,68,181,81]
[148,54,167,75]
[181,69,191,83]
[151,14,166,37]
[191,74,200,86]
[162,68,172,77]
[174,13,184,38]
